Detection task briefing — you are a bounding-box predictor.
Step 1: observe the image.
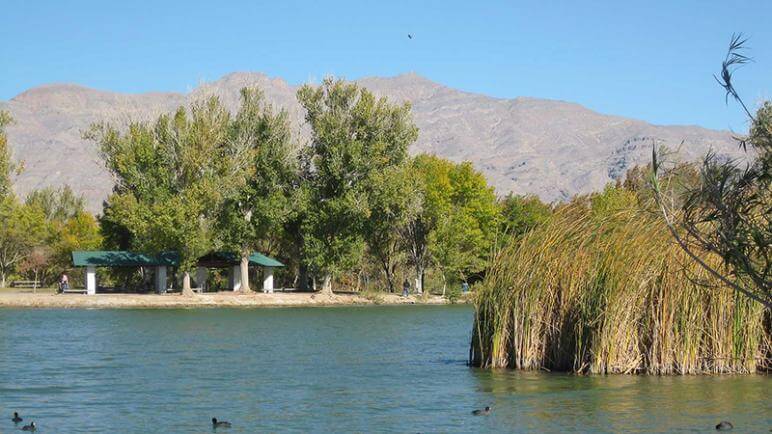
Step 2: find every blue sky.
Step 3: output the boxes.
[1,0,770,131]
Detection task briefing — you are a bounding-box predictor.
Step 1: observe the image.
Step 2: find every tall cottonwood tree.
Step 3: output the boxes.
[365,164,416,292]
[90,97,250,295]
[297,78,418,295]
[218,88,297,292]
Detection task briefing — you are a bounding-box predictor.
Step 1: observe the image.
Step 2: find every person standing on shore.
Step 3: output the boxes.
[59,273,69,293]
[402,279,410,297]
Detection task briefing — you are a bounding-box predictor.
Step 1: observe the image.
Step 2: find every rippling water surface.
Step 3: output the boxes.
[0,306,768,433]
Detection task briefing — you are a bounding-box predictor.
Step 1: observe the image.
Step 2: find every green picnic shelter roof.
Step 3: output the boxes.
[71,250,284,268]
[72,251,178,267]
[196,252,285,268]
[249,252,284,267]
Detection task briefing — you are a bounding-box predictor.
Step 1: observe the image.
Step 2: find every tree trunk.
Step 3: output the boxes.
[415,266,424,294]
[298,263,309,292]
[320,274,333,296]
[182,271,193,296]
[381,257,395,293]
[240,254,251,293]
[0,272,5,289]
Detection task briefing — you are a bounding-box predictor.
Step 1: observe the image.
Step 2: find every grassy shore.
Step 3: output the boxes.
[0,289,459,309]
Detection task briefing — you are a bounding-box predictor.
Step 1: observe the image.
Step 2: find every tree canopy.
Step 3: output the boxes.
[26,185,86,222]
[89,96,252,293]
[0,81,557,297]
[406,155,500,291]
[0,196,47,287]
[217,88,297,291]
[499,193,552,238]
[296,78,418,293]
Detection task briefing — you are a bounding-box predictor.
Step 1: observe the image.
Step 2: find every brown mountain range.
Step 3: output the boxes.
[0,72,740,212]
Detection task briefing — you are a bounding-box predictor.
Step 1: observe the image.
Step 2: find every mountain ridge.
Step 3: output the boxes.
[2,72,740,212]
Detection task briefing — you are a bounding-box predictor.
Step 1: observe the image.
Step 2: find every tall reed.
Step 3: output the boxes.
[470,202,770,374]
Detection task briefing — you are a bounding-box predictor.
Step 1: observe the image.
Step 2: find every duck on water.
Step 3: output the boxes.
[472,406,491,416]
[212,417,232,428]
[12,412,23,423]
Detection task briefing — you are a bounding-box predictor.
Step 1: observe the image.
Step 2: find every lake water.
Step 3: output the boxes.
[0,305,768,433]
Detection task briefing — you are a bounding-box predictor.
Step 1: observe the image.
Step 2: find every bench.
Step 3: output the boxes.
[62,287,88,294]
[11,280,41,288]
[164,287,203,293]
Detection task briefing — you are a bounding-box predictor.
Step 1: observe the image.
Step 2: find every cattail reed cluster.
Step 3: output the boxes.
[471,202,770,374]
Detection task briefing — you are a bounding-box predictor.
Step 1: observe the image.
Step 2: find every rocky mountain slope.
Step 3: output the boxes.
[1,72,740,212]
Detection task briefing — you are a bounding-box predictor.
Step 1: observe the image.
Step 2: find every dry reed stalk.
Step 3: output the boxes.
[471,203,771,374]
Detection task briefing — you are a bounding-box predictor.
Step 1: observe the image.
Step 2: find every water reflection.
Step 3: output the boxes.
[472,368,770,433]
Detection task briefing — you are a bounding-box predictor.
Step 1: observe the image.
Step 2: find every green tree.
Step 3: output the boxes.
[589,184,639,217]
[25,185,86,222]
[282,183,313,290]
[57,211,103,253]
[22,186,98,285]
[405,155,499,292]
[364,164,416,292]
[89,97,248,295]
[217,88,297,292]
[403,155,453,293]
[297,78,418,294]
[0,112,50,287]
[0,111,14,199]
[0,197,47,287]
[47,210,103,283]
[431,161,499,288]
[499,193,552,238]
[18,246,51,291]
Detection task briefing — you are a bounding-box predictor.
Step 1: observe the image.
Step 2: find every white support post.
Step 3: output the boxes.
[262,267,274,293]
[86,266,96,295]
[196,267,208,291]
[155,266,167,294]
[231,265,242,291]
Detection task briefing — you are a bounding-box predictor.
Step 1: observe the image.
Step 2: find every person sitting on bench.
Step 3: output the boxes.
[59,273,69,293]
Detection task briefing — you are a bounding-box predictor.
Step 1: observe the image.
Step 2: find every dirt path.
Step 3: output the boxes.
[0,291,458,309]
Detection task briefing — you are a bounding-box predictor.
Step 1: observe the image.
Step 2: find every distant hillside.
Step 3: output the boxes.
[1,72,741,212]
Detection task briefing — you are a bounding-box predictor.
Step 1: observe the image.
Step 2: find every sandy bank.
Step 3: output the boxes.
[0,291,459,309]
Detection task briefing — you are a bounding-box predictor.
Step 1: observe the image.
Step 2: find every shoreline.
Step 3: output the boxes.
[0,291,464,309]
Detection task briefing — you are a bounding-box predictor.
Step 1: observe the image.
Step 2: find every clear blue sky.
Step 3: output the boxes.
[1,0,770,131]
